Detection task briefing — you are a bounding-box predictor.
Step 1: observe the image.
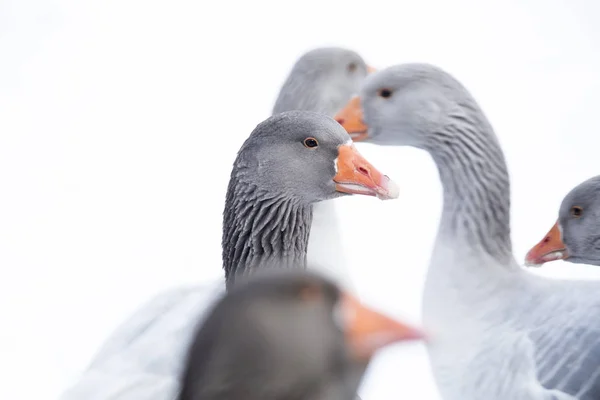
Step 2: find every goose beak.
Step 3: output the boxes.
[524,221,569,267]
[367,65,377,74]
[341,291,425,361]
[334,96,369,142]
[333,143,399,200]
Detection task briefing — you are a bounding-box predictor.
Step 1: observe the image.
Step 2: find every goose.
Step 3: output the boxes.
[60,110,398,400]
[60,47,381,399]
[179,269,424,400]
[58,47,378,397]
[78,47,374,360]
[525,175,600,267]
[334,64,600,400]
[273,47,375,291]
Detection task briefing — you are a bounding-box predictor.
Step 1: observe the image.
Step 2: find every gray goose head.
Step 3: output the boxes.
[334,64,485,147]
[178,269,424,400]
[335,64,513,262]
[222,110,398,289]
[273,47,374,117]
[525,175,600,267]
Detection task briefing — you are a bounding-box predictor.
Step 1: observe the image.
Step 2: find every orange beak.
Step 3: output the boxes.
[367,65,377,74]
[334,96,370,142]
[334,143,398,200]
[341,291,425,361]
[524,221,569,267]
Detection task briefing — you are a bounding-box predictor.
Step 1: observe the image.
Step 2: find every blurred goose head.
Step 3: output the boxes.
[273,47,375,117]
[179,269,424,400]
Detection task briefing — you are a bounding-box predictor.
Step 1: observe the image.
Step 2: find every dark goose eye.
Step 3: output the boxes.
[347,63,357,73]
[303,137,319,148]
[378,88,393,99]
[570,206,583,218]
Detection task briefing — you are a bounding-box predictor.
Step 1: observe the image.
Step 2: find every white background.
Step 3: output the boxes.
[2,0,600,399]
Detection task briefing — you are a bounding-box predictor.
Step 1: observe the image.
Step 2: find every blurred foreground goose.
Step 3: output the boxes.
[179,269,423,400]
[273,47,375,291]
[60,111,398,400]
[335,64,600,399]
[525,175,600,267]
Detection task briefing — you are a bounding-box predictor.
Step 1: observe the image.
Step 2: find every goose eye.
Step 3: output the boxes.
[570,206,583,218]
[303,137,319,148]
[347,62,357,73]
[378,88,393,99]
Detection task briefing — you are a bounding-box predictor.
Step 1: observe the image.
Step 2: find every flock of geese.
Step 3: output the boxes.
[58,47,600,400]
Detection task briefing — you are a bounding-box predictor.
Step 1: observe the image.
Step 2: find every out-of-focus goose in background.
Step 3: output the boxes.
[273,47,374,117]
[273,47,376,291]
[335,64,600,399]
[525,175,600,267]
[60,110,398,400]
[178,269,424,400]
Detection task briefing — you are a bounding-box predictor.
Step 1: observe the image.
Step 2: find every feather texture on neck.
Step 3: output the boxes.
[222,176,312,289]
[429,96,514,267]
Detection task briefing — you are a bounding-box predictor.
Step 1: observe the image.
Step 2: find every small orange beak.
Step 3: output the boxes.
[333,143,398,200]
[341,291,425,361]
[334,96,370,142]
[524,221,569,267]
[367,65,377,74]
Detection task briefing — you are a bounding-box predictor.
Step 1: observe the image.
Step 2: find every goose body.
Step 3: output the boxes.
[60,109,397,400]
[335,64,600,400]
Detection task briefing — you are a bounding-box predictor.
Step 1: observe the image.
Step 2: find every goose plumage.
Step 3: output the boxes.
[335,63,600,400]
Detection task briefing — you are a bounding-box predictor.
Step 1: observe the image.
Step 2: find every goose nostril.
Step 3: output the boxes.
[357,166,370,177]
[543,236,550,244]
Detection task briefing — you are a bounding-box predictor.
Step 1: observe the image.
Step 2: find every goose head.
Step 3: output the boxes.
[179,269,424,400]
[233,110,399,203]
[223,111,399,286]
[333,64,464,147]
[273,47,376,117]
[332,64,514,263]
[525,176,600,267]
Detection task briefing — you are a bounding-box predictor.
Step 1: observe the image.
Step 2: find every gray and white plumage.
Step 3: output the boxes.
[339,63,600,399]
[273,47,370,292]
[59,106,390,400]
[222,111,370,288]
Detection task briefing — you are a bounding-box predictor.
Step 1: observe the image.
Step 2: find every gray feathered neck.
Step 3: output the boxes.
[430,88,513,265]
[222,174,312,290]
